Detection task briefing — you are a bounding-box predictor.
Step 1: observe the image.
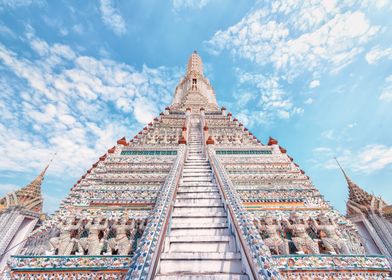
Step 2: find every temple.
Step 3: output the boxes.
[4,52,391,279]
[336,159,392,265]
[0,163,48,274]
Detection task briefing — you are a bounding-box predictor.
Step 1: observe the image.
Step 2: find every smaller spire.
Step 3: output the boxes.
[335,157,370,203]
[0,155,54,213]
[335,157,385,214]
[17,155,55,212]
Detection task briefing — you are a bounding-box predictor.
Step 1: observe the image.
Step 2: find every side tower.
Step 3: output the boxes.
[8,53,391,279]
[336,159,392,264]
[0,164,48,274]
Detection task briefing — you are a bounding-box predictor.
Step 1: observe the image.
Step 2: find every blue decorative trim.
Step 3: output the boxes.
[121,150,177,156]
[216,150,272,155]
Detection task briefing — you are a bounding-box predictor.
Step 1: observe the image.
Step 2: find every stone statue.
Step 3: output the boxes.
[137,219,145,234]
[310,213,350,254]
[49,217,81,255]
[257,218,289,255]
[108,218,135,255]
[81,217,108,255]
[282,213,319,254]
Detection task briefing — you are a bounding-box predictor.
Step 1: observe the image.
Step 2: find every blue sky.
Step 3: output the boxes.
[0,0,391,213]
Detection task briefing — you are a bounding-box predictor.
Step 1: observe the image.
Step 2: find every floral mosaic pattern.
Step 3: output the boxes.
[10,271,126,280]
[273,254,390,271]
[7,255,131,280]
[275,255,391,279]
[9,255,132,271]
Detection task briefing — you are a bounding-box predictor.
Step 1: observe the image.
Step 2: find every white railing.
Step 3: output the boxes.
[207,146,282,280]
[125,144,186,280]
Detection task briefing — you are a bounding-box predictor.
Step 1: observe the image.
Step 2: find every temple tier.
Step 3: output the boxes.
[2,52,390,279]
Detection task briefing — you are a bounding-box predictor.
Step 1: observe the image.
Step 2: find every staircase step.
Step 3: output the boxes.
[171,217,227,224]
[169,228,229,237]
[175,201,223,207]
[160,252,241,260]
[179,182,216,186]
[182,167,211,171]
[176,198,222,204]
[168,236,231,243]
[182,173,212,177]
[155,273,249,280]
[176,193,221,199]
[183,166,212,173]
[172,210,226,217]
[181,177,212,184]
[169,241,231,253]
[158,252,242,274]
[171,222,228,229]
[177,188,218,194]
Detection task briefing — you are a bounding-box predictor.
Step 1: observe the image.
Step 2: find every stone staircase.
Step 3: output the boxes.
[155,116,249,280]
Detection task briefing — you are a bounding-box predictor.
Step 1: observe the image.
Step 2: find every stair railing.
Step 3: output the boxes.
[199,111,206,158]
[125,144,187,280]
[207,145,282,280]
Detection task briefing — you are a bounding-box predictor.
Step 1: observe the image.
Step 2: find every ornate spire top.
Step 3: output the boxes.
[186,50,204,76]
[335,157,386,215]
[171,51,218,111]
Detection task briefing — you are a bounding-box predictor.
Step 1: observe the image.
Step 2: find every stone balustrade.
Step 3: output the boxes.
[9,255,132,271]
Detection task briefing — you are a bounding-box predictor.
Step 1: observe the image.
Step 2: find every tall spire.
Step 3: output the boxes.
[0,156,54,213]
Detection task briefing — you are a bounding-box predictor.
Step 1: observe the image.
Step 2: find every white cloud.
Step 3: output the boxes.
[99,0,126,36]
[0,32,179,179]
[0,0,43,9]
[304,97,313,104]
[0,24,16,38]
[380,90,392,102]
[205,2,379,79]
[72,24,84,34]
[379,75,392,102]
[309,79,320,89]
[0,183,18,194]
[375,0,389,9]
[172,0,210,11]
[321,129,335,140]
[366,47,392,64]
[356,145,392,172]
[232,68,303,126]
[313,144,392,173]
